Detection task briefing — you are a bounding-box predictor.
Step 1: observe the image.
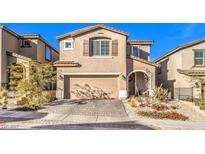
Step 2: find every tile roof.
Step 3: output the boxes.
[155,37,205,63]
[128,55,157,67]
[177,69,205,76]
[57,24,129,40]
[6,51,32,61]
[54,61,81,67]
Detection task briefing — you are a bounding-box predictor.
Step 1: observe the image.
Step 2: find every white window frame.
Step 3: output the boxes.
[194,50,204,66]
[90,39,111,57]
[63,40,73,50]
[131,45,140,57]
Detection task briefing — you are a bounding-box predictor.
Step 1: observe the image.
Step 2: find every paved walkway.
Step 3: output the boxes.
[134,118,205,130]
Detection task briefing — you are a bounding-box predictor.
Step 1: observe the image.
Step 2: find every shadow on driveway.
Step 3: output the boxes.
[32,121,155,130]
[0,110,48,123]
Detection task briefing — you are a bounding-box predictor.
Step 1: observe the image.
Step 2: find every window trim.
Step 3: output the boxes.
[63,40,73,50]
[21,39,32,48]
[158,62,162,74]
[90,39,111,57]
[45,46,52,61]
[194,49,204,66]
[131,45,140,57]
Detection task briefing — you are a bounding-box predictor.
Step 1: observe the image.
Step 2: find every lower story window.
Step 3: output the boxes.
[91,39,110,56]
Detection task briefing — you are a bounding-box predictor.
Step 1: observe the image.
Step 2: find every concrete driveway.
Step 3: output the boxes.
[38,99,129,123]
[0,99,154,129]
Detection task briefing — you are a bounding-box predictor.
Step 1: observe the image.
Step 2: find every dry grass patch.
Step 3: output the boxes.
[151,103,169,111]
[138,110,189,121]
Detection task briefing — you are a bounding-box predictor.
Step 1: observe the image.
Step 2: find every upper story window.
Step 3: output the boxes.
[63,40,73,50]
[45,46,51,61]
[158,62,162,74]
[131,45,140,57]
[22,39,31,48]
[194,50,204,66]
[90,39,111,57]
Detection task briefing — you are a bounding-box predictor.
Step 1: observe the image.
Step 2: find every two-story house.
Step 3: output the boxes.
[0,25,59,89]
[155,38,205,100]
[55,24,157,99]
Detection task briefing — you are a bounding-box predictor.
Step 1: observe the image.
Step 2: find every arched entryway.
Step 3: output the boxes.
[127,70,151,97]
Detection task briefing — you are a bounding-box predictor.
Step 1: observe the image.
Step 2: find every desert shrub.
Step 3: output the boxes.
[153,84,168,101]
[16,81,47,110]
[198,99,205,110]
[9,64,24,91]
[128,96,139,108]
[12,61,56,111]
[1,89,8,109]
[43,91,55,103]
[137,110,188,121]
[1,89,7,98]
[151,103,169,111]
[170,104,180,110]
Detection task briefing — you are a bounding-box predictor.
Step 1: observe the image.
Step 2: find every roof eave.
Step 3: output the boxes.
[56,25,129,41]
[128,55,158,67]
[154,38,205,63]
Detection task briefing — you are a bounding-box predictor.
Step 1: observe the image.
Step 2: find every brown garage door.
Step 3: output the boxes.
[64,75,119,99]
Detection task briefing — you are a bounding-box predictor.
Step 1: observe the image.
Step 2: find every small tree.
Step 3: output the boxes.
[29,61,56,90]
[153,84,168,101]
[190,76,205,99]
[10,60,56,110]
[1,88,8,109]
[9,64,24,90]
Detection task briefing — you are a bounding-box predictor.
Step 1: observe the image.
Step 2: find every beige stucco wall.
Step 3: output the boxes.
[0,29,2,86]
[37,40,59,63]
[127,44,150,60]
[19,39,38,60]
[156,42,205,98]
[127,58,156,91]
[37,39,46,63]
[59,29,127,74]
[0,28,59,89]
[57,28,127,98]
[1,30,19,85]
[51,49,59,62]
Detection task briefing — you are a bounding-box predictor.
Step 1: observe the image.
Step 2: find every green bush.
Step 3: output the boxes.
[153,84,168,101]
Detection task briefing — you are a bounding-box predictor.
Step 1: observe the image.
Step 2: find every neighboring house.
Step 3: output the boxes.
[54,24,157,99]
[0,25,59,89]
[155,38,205,99]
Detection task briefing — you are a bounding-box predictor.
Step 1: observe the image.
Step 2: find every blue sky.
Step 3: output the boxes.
[1,23,205,61]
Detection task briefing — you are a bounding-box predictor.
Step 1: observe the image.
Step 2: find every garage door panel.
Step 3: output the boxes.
[66,75,118,99]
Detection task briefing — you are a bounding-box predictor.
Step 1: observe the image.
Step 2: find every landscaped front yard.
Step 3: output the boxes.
[123,97,205,122]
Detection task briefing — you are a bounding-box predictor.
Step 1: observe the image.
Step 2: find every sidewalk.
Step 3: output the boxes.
[135,118,205,130]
